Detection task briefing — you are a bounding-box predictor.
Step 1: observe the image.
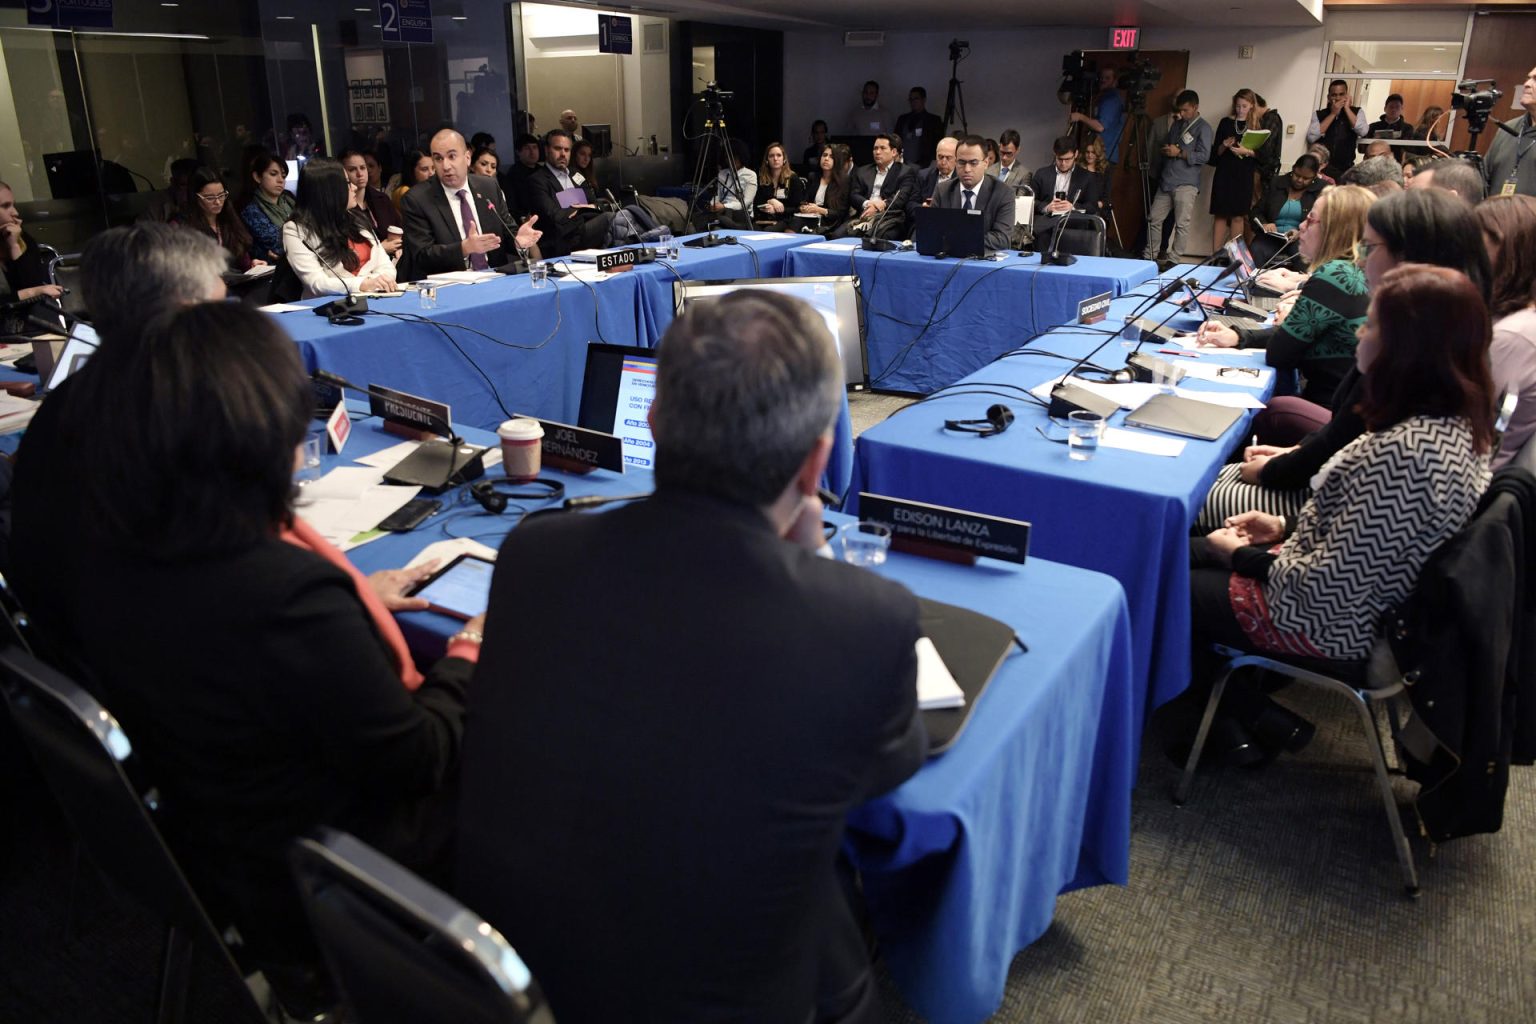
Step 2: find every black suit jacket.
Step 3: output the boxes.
[458,488,926,1024]
[526,164,609,257]
[933,175,1017,253]
[894,109,945,166]
[398,173,518,281]
[848,160,914,222]
[903,166,955,230]
[1029,164,1100,229]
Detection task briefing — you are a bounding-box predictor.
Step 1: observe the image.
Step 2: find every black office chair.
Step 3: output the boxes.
[290,829,556,1024]
[0,646,268,1024]
[1055,213,1107,258]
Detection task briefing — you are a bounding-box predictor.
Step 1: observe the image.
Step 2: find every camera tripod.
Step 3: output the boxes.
[685,84,747,232]
[942,40,970,136]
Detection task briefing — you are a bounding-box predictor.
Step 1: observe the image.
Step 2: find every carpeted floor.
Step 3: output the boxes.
[6,683,1533,1023]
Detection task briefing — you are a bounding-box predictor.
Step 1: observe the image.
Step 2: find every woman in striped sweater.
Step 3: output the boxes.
[1186,264,1495,762]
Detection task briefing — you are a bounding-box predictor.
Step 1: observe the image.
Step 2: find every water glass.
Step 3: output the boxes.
[529,261,549,289]
[295,434,324,486]
[418,283,437,310]
[838,521,892,567]
[1152,360,1178,395]
[1067,410,1105,461]
[657,227,676,259]
[1121,317,1141,349]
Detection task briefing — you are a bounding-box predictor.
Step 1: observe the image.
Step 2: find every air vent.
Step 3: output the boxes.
[844,30,885,47]
[643,21,666,54]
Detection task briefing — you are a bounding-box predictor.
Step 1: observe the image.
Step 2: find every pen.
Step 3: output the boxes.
[1251,434,1259,449]
[817,486,840,508]
[1159,348,1194,357]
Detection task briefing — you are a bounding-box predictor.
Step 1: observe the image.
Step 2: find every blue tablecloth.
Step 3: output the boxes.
[338,416,1135,1024]
[279,271,650,433]
[847,268,1275,734]
[784,241,1158,394]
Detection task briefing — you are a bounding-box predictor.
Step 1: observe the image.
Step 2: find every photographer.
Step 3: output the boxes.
[1068,65,1125,194]
[1483,65,1536,198]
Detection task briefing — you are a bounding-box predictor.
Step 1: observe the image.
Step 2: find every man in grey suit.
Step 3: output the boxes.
[931,134,1015,253]
[986,129,1029,190]
[399,128,541,282]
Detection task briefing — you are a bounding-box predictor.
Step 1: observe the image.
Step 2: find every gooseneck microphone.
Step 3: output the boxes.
[1042,189,1083,267]
[297,232,369,325]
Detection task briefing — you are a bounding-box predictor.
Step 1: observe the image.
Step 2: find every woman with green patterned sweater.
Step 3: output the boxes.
[1195,183,1374,406]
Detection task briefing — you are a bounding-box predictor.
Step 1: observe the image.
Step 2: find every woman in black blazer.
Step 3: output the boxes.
[1251,154,1324,235]
[9,300,481,1010]
[754,141,808,231]
[798,143,850,233]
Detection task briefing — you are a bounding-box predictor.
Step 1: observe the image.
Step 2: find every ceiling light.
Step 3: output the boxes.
[452,15,468,19]
[276,15,295,19]
[161,2,179,6]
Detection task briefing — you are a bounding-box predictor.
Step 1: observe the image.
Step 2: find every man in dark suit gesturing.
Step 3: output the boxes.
[1028,134,1100,244]
[398,128,541,282]
[932,134,1016,253]
[458,291,927,1024]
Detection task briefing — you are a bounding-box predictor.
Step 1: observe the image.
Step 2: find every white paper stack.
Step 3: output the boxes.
[293,466,420,551]
[915,637,966,710]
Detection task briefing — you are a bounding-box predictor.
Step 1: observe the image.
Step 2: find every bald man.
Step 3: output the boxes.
[905,136,958,230]
[399,128,541,282]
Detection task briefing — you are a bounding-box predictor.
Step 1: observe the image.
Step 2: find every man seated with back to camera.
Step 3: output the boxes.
[526,127,612,258]
[1408,157,1486,204]
[929,134,1016,254]
[905,135,958,232]
[398,128,542,282]
[1030,134,1100,249]
[831,132,913,241]
[457,290,927,1024]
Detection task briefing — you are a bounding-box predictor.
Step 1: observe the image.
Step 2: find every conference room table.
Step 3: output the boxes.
[336,414,1136,1024]
[784,240,1159,393]
[846,268,1277,740]
[271,231,857,495]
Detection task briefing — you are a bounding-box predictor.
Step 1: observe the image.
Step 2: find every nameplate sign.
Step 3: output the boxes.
[1078,290,1113,325]
[518,415,624,474]
[595,248,646,273]
[369,384,450,439]
[859,493,1030,565]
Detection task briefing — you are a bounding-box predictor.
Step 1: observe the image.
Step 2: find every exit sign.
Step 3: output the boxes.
[1109,26,1139,51]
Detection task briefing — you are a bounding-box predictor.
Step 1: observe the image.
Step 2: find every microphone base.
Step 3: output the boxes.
[313,295,369,325]
[1042,251,1078,267]
[861,236,903,252]
[684,234,733,248]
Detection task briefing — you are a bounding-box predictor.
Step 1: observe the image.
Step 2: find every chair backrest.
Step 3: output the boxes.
[0,645,237,961]
[1058,213,1106,257]
[46,252,90,321]
[290,830,555,1024]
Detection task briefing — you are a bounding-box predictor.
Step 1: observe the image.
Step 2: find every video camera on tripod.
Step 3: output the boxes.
[1117,59,1162,114]
[1451,78,1502,135]
[1058,51,1097,110]
[695,81,735,115]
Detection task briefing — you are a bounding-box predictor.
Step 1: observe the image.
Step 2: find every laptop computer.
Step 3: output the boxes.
[578,342,659,471]
[1124,392,1244,441]
[1225,237,1278,311]
[912,206,988,259]
[32,322,99,395]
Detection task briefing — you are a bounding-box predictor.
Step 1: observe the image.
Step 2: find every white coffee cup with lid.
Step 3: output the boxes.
[498,419,544,481]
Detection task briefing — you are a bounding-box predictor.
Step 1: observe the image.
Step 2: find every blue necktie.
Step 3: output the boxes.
[963,189,975,211]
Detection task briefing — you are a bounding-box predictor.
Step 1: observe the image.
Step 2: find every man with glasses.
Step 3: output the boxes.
[1483,64,1536,198]
[1141,90,1210,265]
[1306,79,1367,180]
[932,134,1015,253]
[1028,135,1099,244]
[987,130,1027,188]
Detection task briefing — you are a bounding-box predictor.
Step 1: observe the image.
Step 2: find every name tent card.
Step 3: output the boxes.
[595,248,647,273]
[1077,290,1113,325]
[859,493,1030,565]
[368,383,451,441]
[519,415,624,474]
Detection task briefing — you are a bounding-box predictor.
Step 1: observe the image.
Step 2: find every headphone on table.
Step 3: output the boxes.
[943,404,1014,438]
[469,477,566,514]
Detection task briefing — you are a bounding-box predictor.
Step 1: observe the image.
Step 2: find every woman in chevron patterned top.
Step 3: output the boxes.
[1186,264,1495,762]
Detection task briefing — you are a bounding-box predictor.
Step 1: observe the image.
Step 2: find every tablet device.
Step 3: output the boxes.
[406,553,496,620]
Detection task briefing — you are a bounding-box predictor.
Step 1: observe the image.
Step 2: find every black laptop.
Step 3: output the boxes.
[913,206,989,259]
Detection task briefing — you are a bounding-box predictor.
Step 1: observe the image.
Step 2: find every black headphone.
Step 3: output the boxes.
[469,477,566,514]
[944,403,1014,437]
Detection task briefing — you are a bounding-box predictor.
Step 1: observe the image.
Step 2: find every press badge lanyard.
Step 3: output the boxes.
[1504,117,1534,196]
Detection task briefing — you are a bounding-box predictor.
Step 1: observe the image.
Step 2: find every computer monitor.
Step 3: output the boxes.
[578,343,659,471]
[671,276,866,389]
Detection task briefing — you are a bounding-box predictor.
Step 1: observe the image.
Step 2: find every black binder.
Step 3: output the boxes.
[917,596,1022,754]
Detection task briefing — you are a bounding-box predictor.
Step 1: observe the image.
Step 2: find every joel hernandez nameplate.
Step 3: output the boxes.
[518,415,624,474]
[1077,289,1113,326]
[859,493,1030,564]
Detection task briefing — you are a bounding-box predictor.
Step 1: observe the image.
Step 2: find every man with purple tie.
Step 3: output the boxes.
[398,128,541,282]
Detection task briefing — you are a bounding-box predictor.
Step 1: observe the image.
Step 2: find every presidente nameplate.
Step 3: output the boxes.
[368,384,451,437]
[519,414,624,474]
[595,248,646,273]
[1077,289,1113,325]
[859,493,1030,565]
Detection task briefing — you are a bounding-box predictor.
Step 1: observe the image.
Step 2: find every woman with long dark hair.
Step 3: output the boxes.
[797,143,850,232]
[238,151,294,264]
[1477,194,1536,466]
[282,158,396,297]
[1189,264,1494,761]
[391,149,433,213]
[176,166,260,271]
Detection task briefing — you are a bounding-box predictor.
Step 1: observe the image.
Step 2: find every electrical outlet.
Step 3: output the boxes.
[1286,125,1296,135]
[1239,45,1254,59]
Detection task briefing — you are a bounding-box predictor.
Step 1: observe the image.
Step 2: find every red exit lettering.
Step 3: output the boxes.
[1110,27,1139,50]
